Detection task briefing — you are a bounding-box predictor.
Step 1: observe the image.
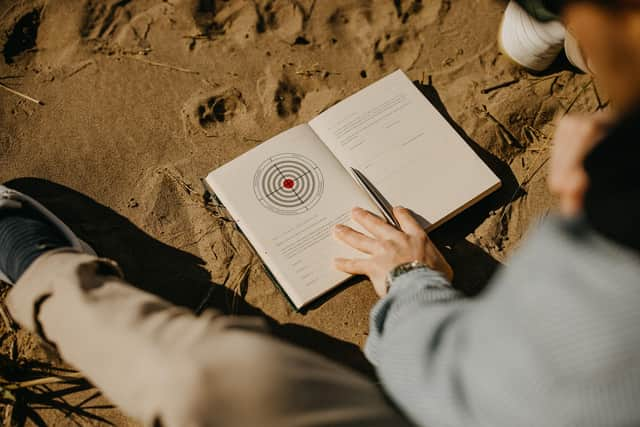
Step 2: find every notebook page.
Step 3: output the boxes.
[309,70,501,229]
[205,124,375,308]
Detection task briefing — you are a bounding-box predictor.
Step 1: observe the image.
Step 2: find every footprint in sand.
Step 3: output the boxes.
[188,0,305,46]
[82,1,176,52]
[326,1,374,39]
[81,0,132,40]
[184,88,247,136]
[322,0,441,70]
[274,80,303,118]
[321,0,375,64]
[392,0,424,24]
[321,0,433,70]
[193,0,226,37]
[256,68,309,120]
[255,0,305,43]
[2,7,40,64]
[372,32,422,69]
[198,96,230,128]
[395,0,446,24]
[192,0,250,39]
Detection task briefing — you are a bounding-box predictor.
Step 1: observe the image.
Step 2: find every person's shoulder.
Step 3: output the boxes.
[528,214,640,282]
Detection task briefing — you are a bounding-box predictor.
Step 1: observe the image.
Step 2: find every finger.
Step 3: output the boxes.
[333,224,378,254]
[334,257,369,275]
[351,207,400,240]
[393,206,425,237]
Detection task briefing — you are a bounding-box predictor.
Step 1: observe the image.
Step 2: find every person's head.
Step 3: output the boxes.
[549,0,640,113]
[545,1,640,253]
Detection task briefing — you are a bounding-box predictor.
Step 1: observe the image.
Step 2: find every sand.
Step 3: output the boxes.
[0,0,601,424]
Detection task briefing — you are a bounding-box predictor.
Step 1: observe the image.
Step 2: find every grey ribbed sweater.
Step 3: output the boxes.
[366,216,640,427]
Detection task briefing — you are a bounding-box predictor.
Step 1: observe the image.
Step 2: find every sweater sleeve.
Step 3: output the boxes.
[365,216,640,427]
[365,267,463,366]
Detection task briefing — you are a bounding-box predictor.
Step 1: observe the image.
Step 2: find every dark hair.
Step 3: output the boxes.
[584,105,640,253]
[545,0,639,14]
[544,1,565,14]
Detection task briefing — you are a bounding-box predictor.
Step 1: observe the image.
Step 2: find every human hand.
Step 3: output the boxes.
[332,207,453,297]
[548,112,613,217]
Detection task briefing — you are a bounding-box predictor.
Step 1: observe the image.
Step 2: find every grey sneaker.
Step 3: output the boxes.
[0,185,95,284]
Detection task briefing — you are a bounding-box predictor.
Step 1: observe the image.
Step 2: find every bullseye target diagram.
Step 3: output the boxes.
[253,153,324,215]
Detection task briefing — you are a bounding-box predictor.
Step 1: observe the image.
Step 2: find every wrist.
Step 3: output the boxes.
[385,261,436,292]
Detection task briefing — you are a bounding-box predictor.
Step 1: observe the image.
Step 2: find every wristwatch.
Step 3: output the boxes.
[385,260,431,292]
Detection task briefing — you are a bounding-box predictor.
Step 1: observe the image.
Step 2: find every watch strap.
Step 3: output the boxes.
[385,260,431,292]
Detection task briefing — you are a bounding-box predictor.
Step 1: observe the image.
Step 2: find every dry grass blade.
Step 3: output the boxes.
[483,105,523,148]
[591,83,610,111]
[521,155,551,188]
[123,55,199,74]
[230,265,251,314]
[69,390,102,413]
[494,145,551,231]
[0,82,44,105]
[563,80,592,115]
[2,372,83,391]
[0,302,16,333]
[0,367,114,426]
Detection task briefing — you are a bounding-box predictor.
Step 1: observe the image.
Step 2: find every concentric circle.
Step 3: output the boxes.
[253,153,324,215]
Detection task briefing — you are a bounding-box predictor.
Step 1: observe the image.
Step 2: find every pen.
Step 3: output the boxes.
[350,167,401,228]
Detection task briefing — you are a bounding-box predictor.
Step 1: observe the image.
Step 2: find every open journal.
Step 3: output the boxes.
[204,70,501,309]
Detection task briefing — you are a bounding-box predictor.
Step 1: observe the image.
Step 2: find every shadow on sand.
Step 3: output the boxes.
[6,85,519,379]
[412,79,523,296]
[5,178,374,377]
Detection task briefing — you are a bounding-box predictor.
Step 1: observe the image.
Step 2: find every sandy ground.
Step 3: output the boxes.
[0,0,601,424]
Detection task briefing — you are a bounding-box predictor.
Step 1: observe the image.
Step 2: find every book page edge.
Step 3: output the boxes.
[202,173,307,309]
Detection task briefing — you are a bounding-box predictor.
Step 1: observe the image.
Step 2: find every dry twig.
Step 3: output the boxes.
[521,155,551,188]
[0,82,44,105]
[481,78,520,94]
[0,302,15,333]
[123,55,199,74]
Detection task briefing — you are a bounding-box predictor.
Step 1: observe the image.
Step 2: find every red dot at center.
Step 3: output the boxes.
[282,178,295,189]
